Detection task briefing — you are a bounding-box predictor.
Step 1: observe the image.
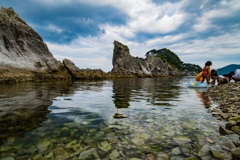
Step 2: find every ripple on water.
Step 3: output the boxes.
[0,78,238,159]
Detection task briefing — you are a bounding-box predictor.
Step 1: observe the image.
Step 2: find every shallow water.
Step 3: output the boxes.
[0,77,235,159]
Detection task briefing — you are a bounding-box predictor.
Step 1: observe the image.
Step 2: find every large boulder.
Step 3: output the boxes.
[63,59,107,80]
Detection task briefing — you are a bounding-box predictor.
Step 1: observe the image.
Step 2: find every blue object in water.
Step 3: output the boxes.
[188,81,209,88]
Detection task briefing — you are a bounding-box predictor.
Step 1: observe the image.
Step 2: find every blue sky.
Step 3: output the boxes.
[1,0,240,71]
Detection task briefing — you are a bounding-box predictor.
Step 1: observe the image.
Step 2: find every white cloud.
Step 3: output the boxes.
[167,31,240,69]
[193,0,240,32]
[31,0,73,6]
[75,0,189,34]
[46,35,115,72]
[46,24,64,33]
[145,34,186,46]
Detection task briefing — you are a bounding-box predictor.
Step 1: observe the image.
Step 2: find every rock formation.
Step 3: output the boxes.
[0,7,73,83]
[63,59,107,80]
[0,7,60,71]
[0,7,107,83]
[111,41,194,77]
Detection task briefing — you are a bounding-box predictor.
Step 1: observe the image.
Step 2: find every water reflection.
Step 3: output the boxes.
[192,88,212,108]
[0,78,236,160]
[112,77,181,108]
[0,81,74,144]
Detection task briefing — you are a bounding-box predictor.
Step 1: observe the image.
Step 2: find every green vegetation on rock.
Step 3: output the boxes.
[146,48,201,73]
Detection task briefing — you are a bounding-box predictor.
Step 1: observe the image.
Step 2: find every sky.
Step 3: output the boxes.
[1,0,240,72]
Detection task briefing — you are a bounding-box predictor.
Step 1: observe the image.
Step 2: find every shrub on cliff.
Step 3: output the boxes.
[146,48,201,73]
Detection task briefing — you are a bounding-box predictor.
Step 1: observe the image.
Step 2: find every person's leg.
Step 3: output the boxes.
[222,78,228,84]
[217,78,222,85]
[232,77,240,82]
[206,77,210,84]
[210,78,216,84]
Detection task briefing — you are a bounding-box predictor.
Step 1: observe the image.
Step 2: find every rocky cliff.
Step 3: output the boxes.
[111,41,196,77]
[0,7,107,83]
[0,7,72,83]
[0,7,60,71]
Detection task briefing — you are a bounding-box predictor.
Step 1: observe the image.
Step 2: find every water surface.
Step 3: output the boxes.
[0,77,234,159]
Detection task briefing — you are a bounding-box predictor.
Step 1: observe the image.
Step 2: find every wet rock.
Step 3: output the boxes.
[229,116,240,122]
[139,133,150,140]
[52,147,69,160]
[70,144,82,152]
[231,126,240,134]
[109,149,120,159]
[205,137,214,144]
[129,158,142,160]
[32,154,44,160]
[226,120,237,130]
[0,157,15,160]
[179,144,191,156]
[198,144,210,157]
[145,153,156,160]
[37,140,51,152]
[219,126,234,135]
[83,137,95,145]
[182,122,196,130]
[131,136,145,145]
[231,147,240,159]
[173,135,191,144]
[185,156,200,160]
[44,152,53,159]
[63,59,108,80]
[65,139,77,148]
[209,145,225,159]
[78,148,100,160]
[171,147,181,155]
[225,134,240,146]
[156,153,169,160]
[113,113,127,119]
[221,140,236,150]
[98,140,112,152]
[208,83,240,137]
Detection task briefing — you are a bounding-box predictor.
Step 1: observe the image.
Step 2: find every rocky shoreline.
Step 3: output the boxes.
[207,82,240,159]
[208,82,240,135]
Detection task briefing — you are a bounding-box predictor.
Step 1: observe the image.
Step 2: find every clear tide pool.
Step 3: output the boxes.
[0,77,237,159]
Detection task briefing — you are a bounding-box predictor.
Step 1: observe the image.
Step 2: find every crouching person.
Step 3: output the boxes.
[210,69,219,85]
[218,71,234,85]
[232,69,240,82]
